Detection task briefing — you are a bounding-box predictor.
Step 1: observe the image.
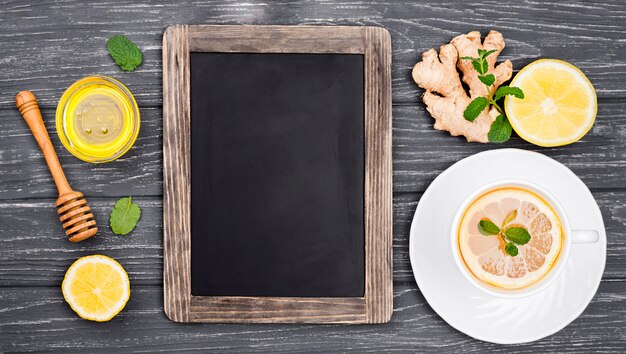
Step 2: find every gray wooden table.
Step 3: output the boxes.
[1,0,625,352]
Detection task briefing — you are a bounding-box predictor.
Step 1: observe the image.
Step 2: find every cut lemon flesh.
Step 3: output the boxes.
[505,59,597,147]
[458,188,563,290]
[62,255,130,322]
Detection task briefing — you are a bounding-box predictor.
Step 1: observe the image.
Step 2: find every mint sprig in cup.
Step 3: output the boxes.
[478,209,531,257]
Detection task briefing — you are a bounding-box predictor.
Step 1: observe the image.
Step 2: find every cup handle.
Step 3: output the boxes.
[571,230,600,244]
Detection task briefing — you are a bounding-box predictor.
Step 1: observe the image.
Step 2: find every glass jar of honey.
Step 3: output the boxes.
[56,76,140,163]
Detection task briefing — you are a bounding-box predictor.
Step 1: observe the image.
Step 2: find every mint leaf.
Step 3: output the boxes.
[464,97,489,122]
[110,197,141,235]
[471,60,485,75]
[487,115,512,143]
[502,209,518,227]
[479,49,497,59]
[478,74,495,86]
[504,227,531,245]
[505,242,519,257]
[480,59,488,75]
[461,55,488,76]
[107,35,142,72]
[478,218,500,236]
[495,86,524,101]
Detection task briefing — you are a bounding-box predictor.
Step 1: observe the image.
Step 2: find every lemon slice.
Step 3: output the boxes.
[505,59,597,147]
[62,255,130,322]
[458,188,563,290]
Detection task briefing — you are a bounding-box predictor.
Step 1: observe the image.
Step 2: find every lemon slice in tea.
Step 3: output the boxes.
[458,188,563,290]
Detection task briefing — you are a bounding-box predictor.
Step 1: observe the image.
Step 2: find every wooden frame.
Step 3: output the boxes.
[163,25,392,323]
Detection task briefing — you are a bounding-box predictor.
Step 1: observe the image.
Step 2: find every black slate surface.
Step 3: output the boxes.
[0,0,625,352]
[190,52,365,297]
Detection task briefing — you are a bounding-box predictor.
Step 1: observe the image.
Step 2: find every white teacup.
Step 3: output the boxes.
[450,179,599,298]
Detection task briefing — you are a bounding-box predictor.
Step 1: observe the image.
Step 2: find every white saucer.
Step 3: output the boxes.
[409,148,606,344]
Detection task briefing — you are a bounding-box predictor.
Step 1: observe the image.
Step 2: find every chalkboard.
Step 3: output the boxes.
[163,25,392,323]
[190,52,365,297]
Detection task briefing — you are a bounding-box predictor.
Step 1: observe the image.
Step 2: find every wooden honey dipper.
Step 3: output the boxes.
[16,90,98,242]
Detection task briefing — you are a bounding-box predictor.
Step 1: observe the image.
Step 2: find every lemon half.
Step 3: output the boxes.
[505,59,597,147]
[62,255,130,322]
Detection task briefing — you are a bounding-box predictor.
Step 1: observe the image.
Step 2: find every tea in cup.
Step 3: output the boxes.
[451,179,598,298]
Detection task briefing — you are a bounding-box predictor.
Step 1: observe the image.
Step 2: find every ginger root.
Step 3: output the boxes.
[412,31,513,142]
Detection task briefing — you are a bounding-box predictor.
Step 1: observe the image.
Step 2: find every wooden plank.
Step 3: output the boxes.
[0,107,163,200]
[189,296,366,324]
[0,0,625,108]
[0,191,624,287]
[392,102,626,192]
[363,26,393,323]
[392,192,626,284]
[188,25,366,53]
[1,282,625,352]
[1,100,624,200]
[0,197,164,287]
[162,24,191,323]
